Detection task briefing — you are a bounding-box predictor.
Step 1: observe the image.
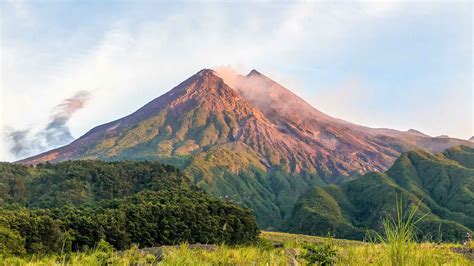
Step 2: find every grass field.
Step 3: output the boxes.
[1,231,472,265]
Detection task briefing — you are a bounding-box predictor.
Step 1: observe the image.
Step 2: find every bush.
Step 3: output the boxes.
[254,237,274,250]
[0,226,25,256]
[301,240,337,265]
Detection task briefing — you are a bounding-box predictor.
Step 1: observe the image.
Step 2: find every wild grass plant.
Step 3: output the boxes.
[367,197,427,265]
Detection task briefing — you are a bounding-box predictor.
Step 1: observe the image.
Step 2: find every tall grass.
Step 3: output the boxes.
[336,242,471,265]
[159,243,289,265]
[1,241,471,265]
[2,230,472,265]
[372,197,426,266]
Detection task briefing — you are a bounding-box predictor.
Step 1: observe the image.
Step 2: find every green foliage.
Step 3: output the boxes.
[0,208,66,253]
[254,237,274,250]
[95,239,114,253]
[443,145,474,169]
[371,197,425,266]
[0,226,25,256]
[0,160,186,208]
[301,240,338,265]
[0,161,259,255]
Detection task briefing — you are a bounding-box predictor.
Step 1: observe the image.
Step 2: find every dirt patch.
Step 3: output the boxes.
[118,244,218,261]
[451,247,474,260]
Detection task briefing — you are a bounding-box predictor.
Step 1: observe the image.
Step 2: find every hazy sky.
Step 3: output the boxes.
[1,0,472,161]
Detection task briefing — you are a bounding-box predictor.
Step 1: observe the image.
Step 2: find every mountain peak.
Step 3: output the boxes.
[406,129,429,137]
[196,68,216,76]
[161,68,250,112]
[176,68,229,93]
[191,69,223,84]
[247,69,262,77]
[235,68,333,124]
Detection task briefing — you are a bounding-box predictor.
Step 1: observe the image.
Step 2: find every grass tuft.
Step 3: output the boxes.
[371,196,427,265]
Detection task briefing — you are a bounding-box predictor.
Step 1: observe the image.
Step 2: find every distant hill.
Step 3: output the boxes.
[17,69,473,227]
[284,145,474,241]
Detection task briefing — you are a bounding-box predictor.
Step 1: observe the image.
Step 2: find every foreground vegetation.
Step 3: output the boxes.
[1,232,472,265]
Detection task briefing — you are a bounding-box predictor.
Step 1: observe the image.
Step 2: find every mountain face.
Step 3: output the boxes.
[284,145,474,241]
[18,69,473,226]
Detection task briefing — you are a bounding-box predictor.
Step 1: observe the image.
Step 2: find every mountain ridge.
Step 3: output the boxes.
[284,145,474,241]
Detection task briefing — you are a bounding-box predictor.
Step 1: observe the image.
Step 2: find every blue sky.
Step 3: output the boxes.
[1,0,472,161]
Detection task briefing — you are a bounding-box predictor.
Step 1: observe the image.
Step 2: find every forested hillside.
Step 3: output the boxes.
[0,161,258,255]
[284,146,474,241]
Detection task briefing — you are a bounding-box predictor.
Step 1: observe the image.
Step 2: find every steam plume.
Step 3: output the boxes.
[215,66,315,120]
[6,90,91,158]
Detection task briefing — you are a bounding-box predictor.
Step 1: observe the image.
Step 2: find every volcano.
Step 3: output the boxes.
[19,69,473,226]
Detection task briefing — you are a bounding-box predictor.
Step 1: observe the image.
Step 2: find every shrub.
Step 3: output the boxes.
[254,237,274,250]
[0,226,25,256]
[301,239,337,265]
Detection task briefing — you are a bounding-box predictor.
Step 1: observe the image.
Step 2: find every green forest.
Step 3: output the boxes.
[0,161,258,256]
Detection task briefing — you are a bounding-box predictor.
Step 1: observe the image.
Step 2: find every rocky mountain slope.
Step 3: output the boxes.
[18,69,473,226]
